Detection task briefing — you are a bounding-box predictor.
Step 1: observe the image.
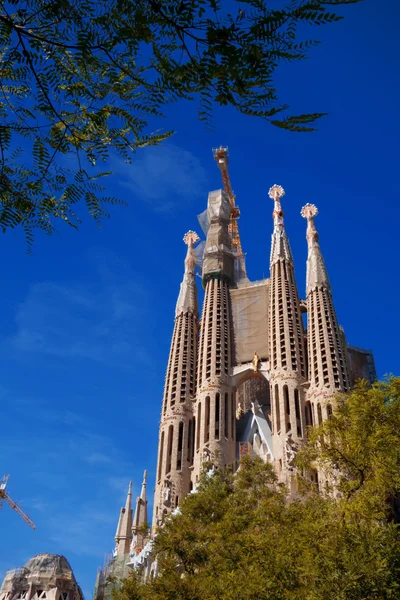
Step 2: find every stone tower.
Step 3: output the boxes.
[143,148,375,534]
[268,185,307,482]
[152,231,200,526]
[0,554,83,600]
[115,481,133,556]
[301,203,350,423]
[193,189,236,480]
[131,471,148,554]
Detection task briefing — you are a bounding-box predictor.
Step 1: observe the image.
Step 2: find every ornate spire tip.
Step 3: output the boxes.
[300,203,318,220]
[183,230,200,246]
[268,184,285,201]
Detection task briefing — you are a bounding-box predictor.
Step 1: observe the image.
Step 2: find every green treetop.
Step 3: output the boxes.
[113,377,400,600]
[0,0,361,245]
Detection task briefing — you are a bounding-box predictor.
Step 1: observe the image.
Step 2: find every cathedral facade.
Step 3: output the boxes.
[151,150,375,524]
[96,147,375,588]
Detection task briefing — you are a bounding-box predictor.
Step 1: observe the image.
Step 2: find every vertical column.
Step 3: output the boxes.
[268,185,307,482]
[193,189,236,481]
[301,204,349,421]
[152,232,199,529]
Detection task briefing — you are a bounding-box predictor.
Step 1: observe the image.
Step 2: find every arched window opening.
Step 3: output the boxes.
[284,385,290,415]
[294,389,302,437]
[305,401,313,427]
[231,393,236,439]
[176,421,184,470]
[187,418,192,461]
[275,384,281,432]
[215,393,220,440]
[224,393,229,438]
[327,404,333,419]
[237,375,270,416]
[205,396,210,442]
[317,403,323,425]
[188,417,195,465]
[166,425,173,474]
[157,431,164,482]
[196,403,201,450]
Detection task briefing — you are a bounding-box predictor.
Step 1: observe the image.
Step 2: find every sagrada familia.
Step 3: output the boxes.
[0,148,376,600]
[92,147,375,593]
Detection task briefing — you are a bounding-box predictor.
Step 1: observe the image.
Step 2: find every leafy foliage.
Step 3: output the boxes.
[113,378,400,600]
[0,0,362,244]
[296,377,400,521]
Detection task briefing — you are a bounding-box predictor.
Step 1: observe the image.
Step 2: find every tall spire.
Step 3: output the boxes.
[139,469,147,502]
[301,203,349,421]
[175,231,199,317]
[153,232,200,530]
[269,184,293,265]
[301,203,330,293]
[114,481,133,556]
[194,189,236,479]
[268,184,306,485]
[132,471,148,554]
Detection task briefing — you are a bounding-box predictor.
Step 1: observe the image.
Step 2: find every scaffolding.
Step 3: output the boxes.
[212,147,248,283]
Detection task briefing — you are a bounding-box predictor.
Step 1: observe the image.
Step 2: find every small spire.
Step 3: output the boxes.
[132,470,149,555]
[183,230,200,275]
[268,184,292,265]
[175,231,200,317]
[125,481,132,509]
[115,481,133,556]
[301,203,330,293]
[269,184,285,228]
[140,470,147,502]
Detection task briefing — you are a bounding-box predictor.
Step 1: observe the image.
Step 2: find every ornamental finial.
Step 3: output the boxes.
[183,230,200,246]
[268,184,285,201]
[300,203,318,220]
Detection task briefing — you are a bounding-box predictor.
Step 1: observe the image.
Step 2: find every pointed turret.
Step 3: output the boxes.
[114,482,133,556]
[268,185,307,484]
[132,471,148,554]
[152,232,200,530]
[301,204,349,422]
[175,231,199,317]
[270,184,293,266]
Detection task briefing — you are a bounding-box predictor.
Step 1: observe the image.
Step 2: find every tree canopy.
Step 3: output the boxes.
[113,378,400,600]
[0,0,361,244]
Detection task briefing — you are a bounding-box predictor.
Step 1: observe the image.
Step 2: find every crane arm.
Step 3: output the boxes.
[0,490,37,530]
[212,147,248,283]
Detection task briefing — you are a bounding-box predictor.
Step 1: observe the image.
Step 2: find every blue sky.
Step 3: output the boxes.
[1,1,399,598]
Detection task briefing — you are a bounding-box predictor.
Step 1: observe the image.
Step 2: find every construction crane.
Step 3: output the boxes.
[0,474,37,530]
[212,146,247,281]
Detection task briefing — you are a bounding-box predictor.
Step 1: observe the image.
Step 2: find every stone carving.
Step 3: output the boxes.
[202,447,211,463]
[268,184,285,201]
[285,434,298,471]
[162,481,171,505]
[183,230,200,246]
[300,203,318,220]
[236,401,244,419]
[252,351,260,372]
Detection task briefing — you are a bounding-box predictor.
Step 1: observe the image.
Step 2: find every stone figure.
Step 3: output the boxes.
[162,482,171,505]
[252,351,260,372]
[236,401,244,419]
[202,447,211,463]
[285,434,298,471]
